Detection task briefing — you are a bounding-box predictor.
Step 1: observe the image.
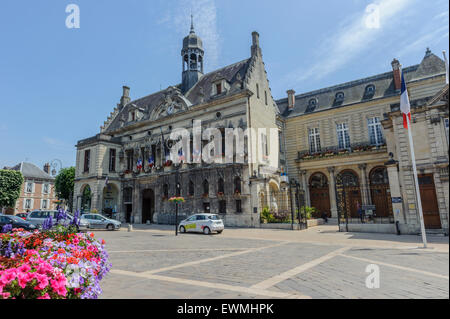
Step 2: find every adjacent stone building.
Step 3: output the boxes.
[73,23,283,227]
[2,162,57,214]
[276,49,449,235]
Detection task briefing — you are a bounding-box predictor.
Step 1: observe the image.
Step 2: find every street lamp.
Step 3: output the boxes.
[50,159,63,176]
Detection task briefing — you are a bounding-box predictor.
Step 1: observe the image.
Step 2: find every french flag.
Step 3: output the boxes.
[137,159,143,170]
[400,70,411,129]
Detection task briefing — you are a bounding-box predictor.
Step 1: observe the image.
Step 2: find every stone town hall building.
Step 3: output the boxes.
[74,23,449,234]
[74,23,282,227]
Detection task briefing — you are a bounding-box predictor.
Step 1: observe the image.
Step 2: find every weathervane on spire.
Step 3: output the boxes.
[190,14,195,33]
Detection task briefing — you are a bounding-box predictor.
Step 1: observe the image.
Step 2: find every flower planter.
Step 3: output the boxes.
[0,219,111,299]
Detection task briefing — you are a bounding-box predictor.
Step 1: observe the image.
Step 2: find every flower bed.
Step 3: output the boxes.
[0,215,111,299]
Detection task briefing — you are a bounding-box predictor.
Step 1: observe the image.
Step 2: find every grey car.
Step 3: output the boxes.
[26,210,88,231]
[80,214,121,230]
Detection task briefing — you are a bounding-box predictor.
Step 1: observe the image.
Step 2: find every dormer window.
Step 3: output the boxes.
[216,83,222,95]
[363,84,376,100]
[305,98,318,113]
[366,85,375,94]
[131,112,135,121]
[335,92,344,101]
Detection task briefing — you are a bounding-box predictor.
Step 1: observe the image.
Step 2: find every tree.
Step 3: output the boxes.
[54,167,75,211]
[0,169,24,213]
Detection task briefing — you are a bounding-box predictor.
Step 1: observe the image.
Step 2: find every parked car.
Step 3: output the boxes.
[178,214,224,235]
[0,214,37,231]
[16,213,29,220]
[26,210,88,231]
[80,214,121,230]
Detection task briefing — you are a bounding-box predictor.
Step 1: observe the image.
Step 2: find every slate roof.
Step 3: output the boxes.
[276,51,446,118]
[104,59,251,133]
[3,162,54,180]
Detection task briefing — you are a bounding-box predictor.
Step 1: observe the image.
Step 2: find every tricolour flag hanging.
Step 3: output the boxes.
[148,155,154,168]
[137,159,143,170]
[400,69,411,129]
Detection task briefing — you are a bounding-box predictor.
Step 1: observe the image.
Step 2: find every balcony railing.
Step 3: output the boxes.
[297,141,387,161]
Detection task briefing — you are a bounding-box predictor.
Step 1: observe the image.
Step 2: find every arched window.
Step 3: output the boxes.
[234,177,241,194]
[363,84,376,99]
[335,92,344,101]
[203,180,209,196]
[189,180,195,196]
[339,170,359,187]
[309,173,328,188]
[370,167,389,185]
[218,178,225,194]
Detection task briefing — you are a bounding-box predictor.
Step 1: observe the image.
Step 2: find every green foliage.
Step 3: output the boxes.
[302,206,316,220]
[261,206,275,223]
[0,170,24,208]
[54,167,75,208]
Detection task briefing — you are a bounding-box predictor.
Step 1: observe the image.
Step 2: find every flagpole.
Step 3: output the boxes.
[405,111,428,248]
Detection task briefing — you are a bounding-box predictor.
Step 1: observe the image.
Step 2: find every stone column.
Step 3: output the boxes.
[299,170,310,207]
[328,166,338,218]
[386,162,405,224]
[358,164,371,205]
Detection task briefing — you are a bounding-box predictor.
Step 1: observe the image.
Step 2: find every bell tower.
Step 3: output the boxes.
[181,15,204,94]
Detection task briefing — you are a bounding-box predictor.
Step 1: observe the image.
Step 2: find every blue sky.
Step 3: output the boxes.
[0,0,448,171]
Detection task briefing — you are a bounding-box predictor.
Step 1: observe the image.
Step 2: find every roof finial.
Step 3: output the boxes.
[190,14,195,33]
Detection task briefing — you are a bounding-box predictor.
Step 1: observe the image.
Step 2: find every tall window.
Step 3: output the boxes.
[43,184,49,194]
[445,118,449,145]
[308,128,321,153]
[256,84,260,98]
[261,133,268,158]
[126,150,134,171]
[368,117,384,146]
[218,178,225,194]
[41,199,48,210]
[336,123,350,149]
[219,200,227,214]
[216,83,222,95]
[234,177,241,194]
[24,199,32,210]
[203,180,209,196]
[109,149,116,172]
[189,180,195,196]
[26,182,33,193]
[236,200,242,213]
[264,91,268,105]
[83,150,90,172]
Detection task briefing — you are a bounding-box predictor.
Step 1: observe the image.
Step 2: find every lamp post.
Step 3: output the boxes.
[50,159,63,176]
[289,178,295,230]
[175,171,180,236]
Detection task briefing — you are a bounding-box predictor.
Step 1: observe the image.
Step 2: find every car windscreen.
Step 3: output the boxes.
[207,215,220,220]
[9,215,27,223]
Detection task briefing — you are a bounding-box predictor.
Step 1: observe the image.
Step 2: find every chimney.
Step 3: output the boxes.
[287,90,296,110]
[43,163,50,174]
[391,59,401,91]
[119,86,131,109]
[251,31,261,57]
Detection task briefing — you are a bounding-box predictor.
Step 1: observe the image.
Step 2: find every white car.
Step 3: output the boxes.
[179,214,224,235]
[80,214,121,230]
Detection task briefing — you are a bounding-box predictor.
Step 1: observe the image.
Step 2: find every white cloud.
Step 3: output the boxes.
[158,0,220,70]
[283,0,415,88]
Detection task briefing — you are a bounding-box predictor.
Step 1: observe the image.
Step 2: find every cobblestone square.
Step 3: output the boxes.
[96,225,449,299]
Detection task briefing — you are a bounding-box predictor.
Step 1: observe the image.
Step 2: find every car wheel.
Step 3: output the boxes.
[107,224,114,231]
[203,227,211,235]
[180,226,186,233]
[217,230,223,234]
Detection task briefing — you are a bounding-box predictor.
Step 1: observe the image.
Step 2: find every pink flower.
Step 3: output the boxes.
[18,264,31,273]
[50,279,67,297]
[34,273,49,290]
[1,292,11,299]
[0,270,17,285]
[37,293,50,299]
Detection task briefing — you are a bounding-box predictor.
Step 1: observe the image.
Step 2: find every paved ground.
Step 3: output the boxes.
[94,224,449,299]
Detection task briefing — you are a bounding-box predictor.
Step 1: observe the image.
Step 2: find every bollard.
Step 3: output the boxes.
[128,224,133,232]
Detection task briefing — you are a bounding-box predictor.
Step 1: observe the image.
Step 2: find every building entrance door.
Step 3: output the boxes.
[418,174,441,229]
[142,189,155,224]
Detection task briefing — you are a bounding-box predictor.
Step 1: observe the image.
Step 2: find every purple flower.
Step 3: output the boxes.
[1,224,12,233]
